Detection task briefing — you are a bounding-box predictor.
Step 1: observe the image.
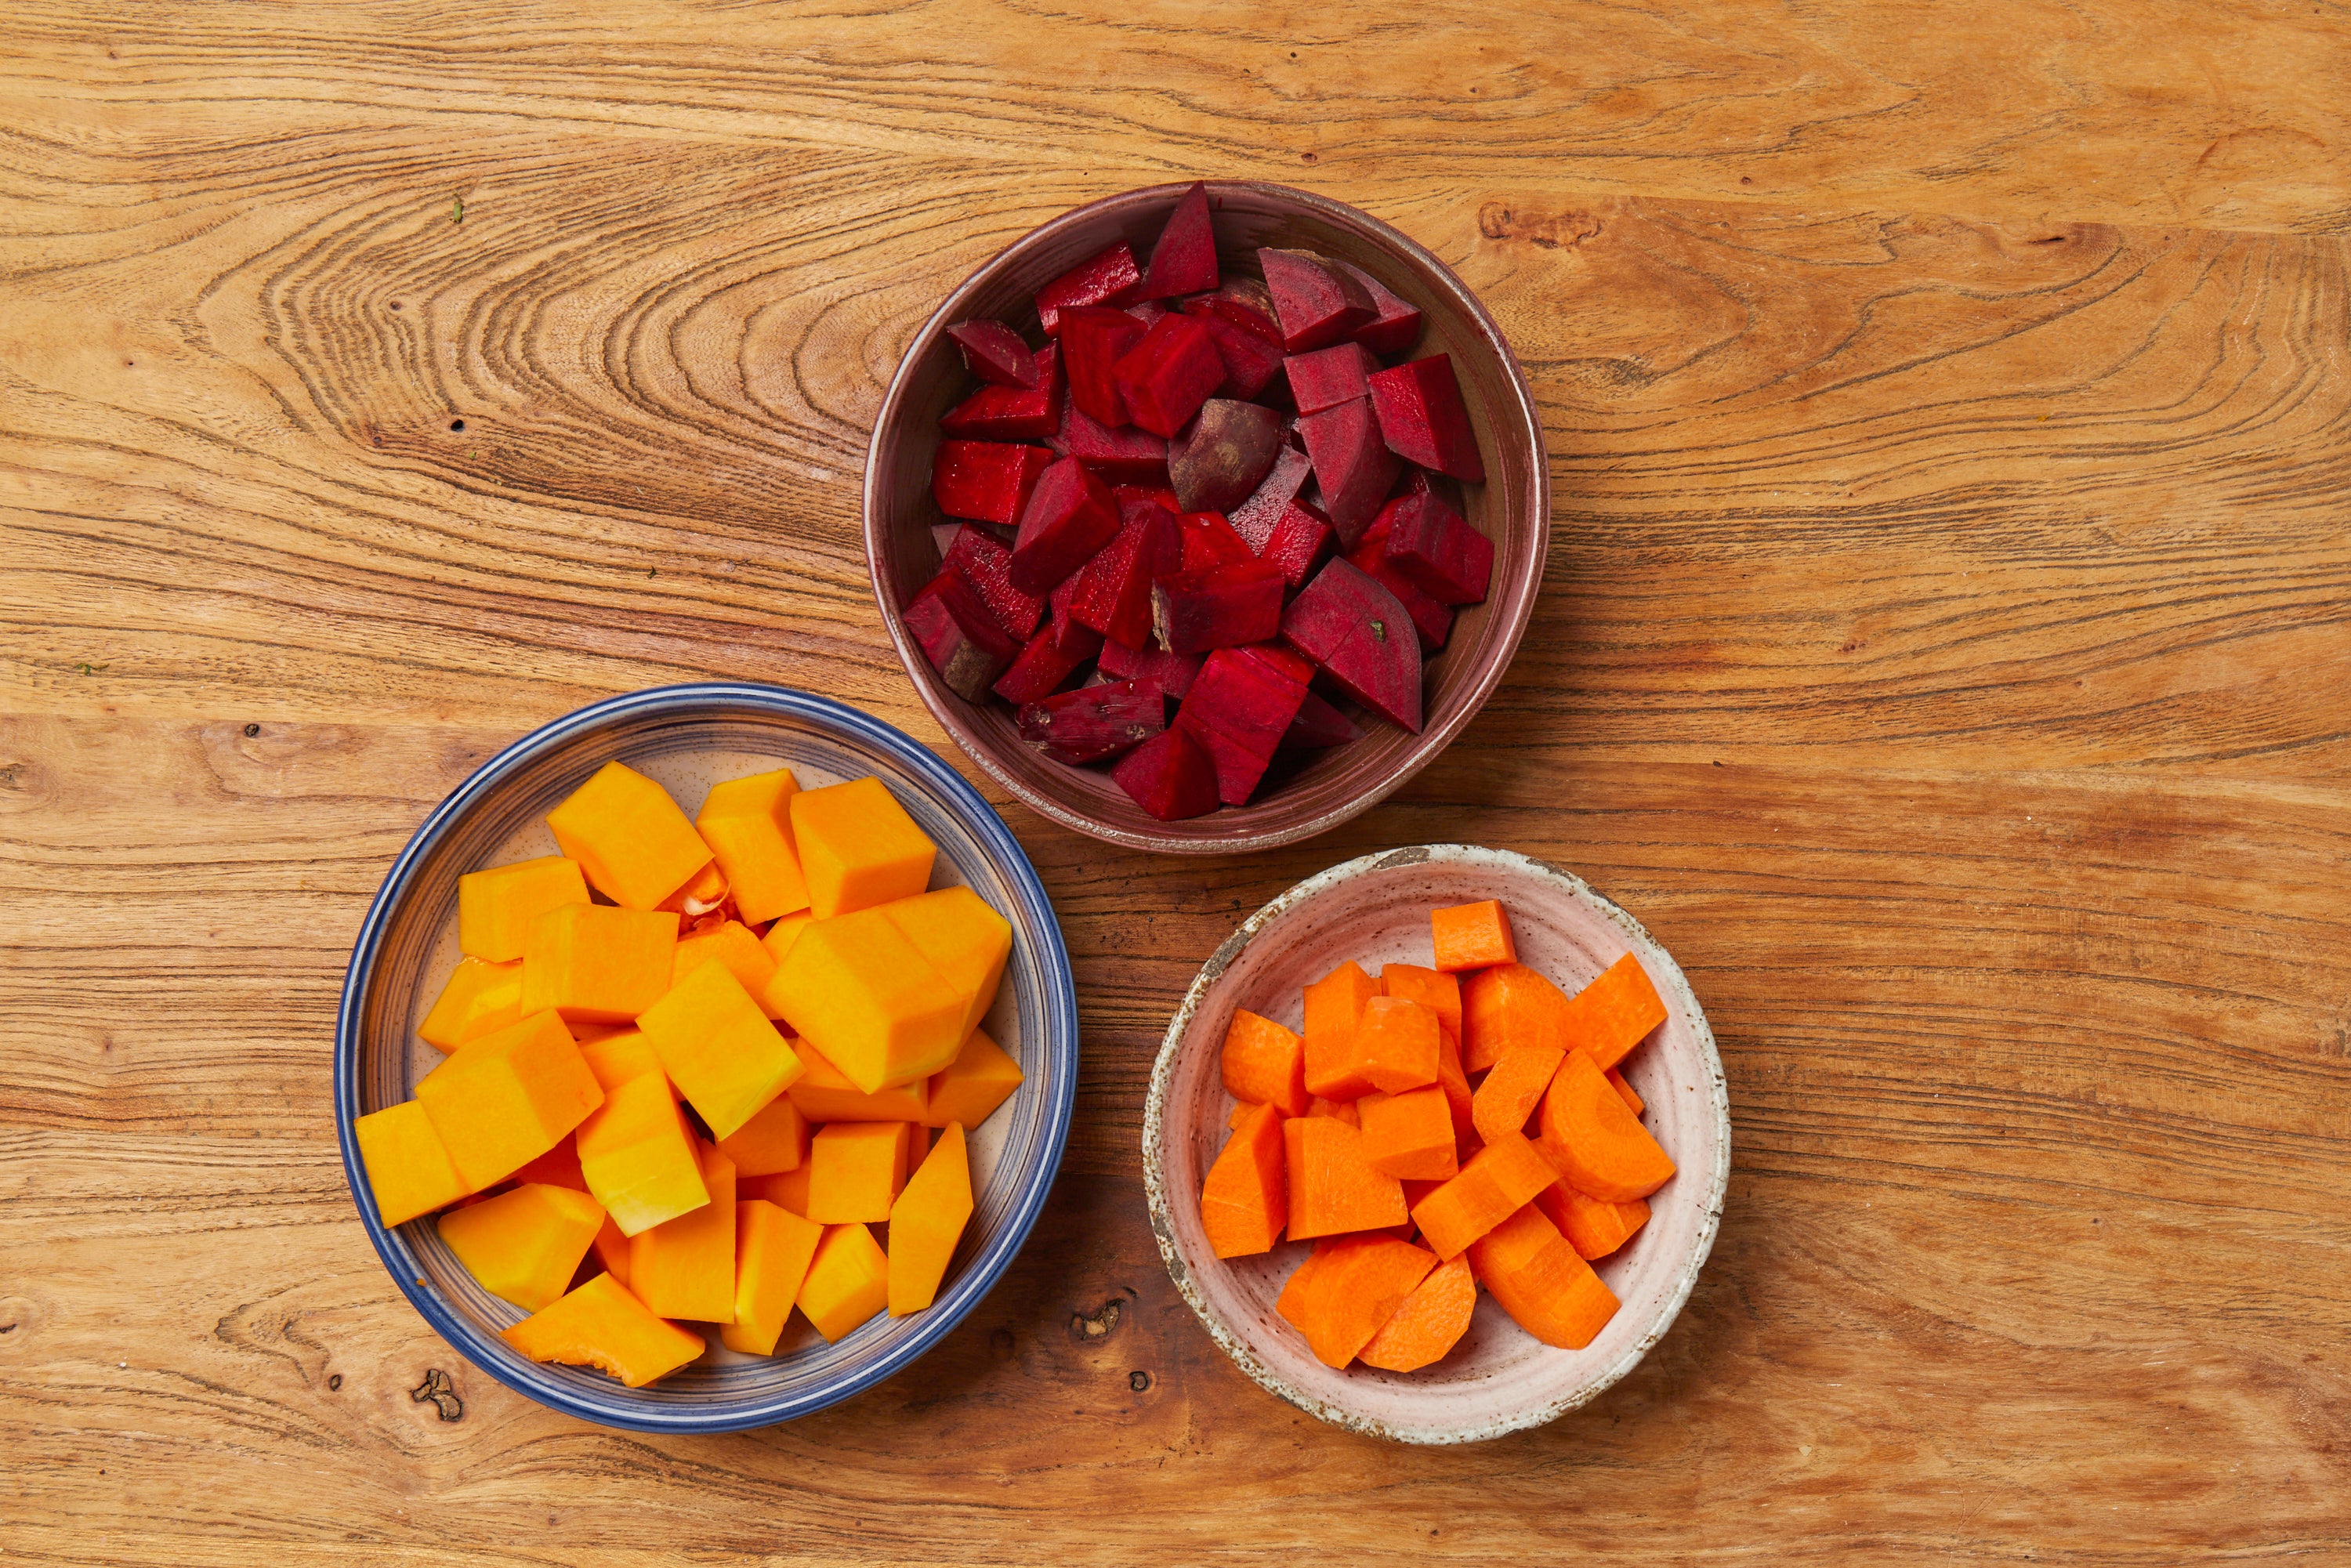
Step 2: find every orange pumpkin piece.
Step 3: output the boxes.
[1557,952,1668,1070]
[788,777,937,920]
[1358,1254,1476,1372]
[1300,961,1383,1099]
[787,1040,929,1123]
[719,1198,824,1355]
[799,1222,890,1342]
[765,907,967,1093]
[1200,1102,1288,1258]
[715,1094,810,1177]
[1459,961,1570,1074]
[1305,1095,1360,1128]
[1283,1116,1407,1240]
[502,1272,705,1388]
[1357,1085,1458,1182]
[907,1121,932,1168]
[415,1010,606,1191]
[882,886,1012,1043]
[925,1027,1025,1130]
[805,1121,911,1224]
[1275,1234,1439,1367]
[354,1099,473,1227]
[575,1071,708,1237]
[505,1135,589,1193]
[1535,1175,1651,1260]
[437,1182,607,1313]
[575,1028,680,1101]
[1349,994,1442,1094]
[657,860,730,915]
[694,767,811,926]
[418,957,526,1053]
[1409,1130,1560,1261]
[889,1121,974,1315]
[741,1163,813,1217]
[636,959,804,1142]
[628,1140,737,1322]
[546,760,715,911]
[1608,1066,1645,1115]
[1471,1031,1567,1146]
[1538,1050,1676,1201]
[761,911,815,966]
[672,920,782,1020]
[458,856,590,963]
[519,903,680,1025]
[589,1211,632,1287]
[1380,963,1462,1040]
[1220,1009,1309,1118]
[1430,899,1515,972]
[1467,1202,1619,1349]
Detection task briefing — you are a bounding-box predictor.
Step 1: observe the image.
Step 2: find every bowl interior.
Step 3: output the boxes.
[336,685,1076,1432]
[1144,846,1730,1444]
[867,181,1549,854]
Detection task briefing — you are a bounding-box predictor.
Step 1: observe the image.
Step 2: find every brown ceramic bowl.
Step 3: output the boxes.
[863,182,1549,855]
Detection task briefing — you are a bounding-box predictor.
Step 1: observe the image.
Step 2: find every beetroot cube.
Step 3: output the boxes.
[904,569,1020,702]
[1366,353,1485,482]
[1060,307,1146,428]
[1110,726,1220,820]
[1230,641,1316,685]
[1399,462,1465,515]
[1151,559,1285,654]
[1179,511,1255,571]
[1284,342,1380,415]
[1279,558,1425,733]
[1256,498,1335,588]
[1036,243,1143,337]
[1009,458,1120,593]
[1176,648,1309,806]
[1050,403,1169,484]
[1295,398,1401,548]
[991,630,1095,705]
[945,319,1038,389]
[1381,490,1492,605]
[1181,303,1287,400]
[1043,573,1104,656]
[1284,689,1362,751]
[1169,399,1285,515]
[1068,494,1182,650]
[1097,638,1203,701]
[1227,445,1313,550]
[1018,678,1165,765]
[1334,259,1424,358]
[1347,515,1452,654]
[1111,313,1225,438]
[1190,277,1284,345]
[1125,299,1170,329]
[1144,181,1219,298]
[1258,248,1375,353]
[933,440,1054,527]
[942,343,1064,440]
[942,524,1046,639]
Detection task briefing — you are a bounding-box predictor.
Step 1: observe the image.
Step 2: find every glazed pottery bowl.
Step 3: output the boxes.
[334,683,1078,1432]
[864,181,1549,856]
[1142,845,1730,1443]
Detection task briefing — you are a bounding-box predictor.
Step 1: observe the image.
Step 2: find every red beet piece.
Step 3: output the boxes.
[1295,398,1401,548]
[1036,243,1143,337]
[1179,511,1255,571]
[1284,688,1362,751]
[942,524,1047,640]
[1050,402,1169,484]
[991,629,1094,705]
[1258,248,1375,353]
[1347,513,1453,654]
[933,440,1054,527]
[1231,641,1316,684]
[1190,277,1284,343]
[1227,446,1313,550]
[1060,307,1146,429]
[1366,353,1485,482]
[1110,726,1220,820]
[1284,341,1380,415]
[1181,303,1287,400]
[1151,559,1286,655]
[1279,558,1425,733]
[1068,494,1182,650]
[1380,490,1492,605]
[941,343,1064,440]
[1043,572,1102,656]
[1169,399,1285,515]
[945,319,1038,389]
[1144,181,1219,299]
[1398,462,1465,515]
[904,569,1020,703]
[1018,678,1165,765]
[1334,259,1424,358]
[1256,497,1336,588]
[1175,648,1309,806]
[1097,637,1203,701]
[1125,299,1170,329]
[1009,457,1121,593]
[1111,313,1225,439]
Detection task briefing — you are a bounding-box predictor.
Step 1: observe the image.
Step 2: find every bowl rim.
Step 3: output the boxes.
[1139,843,1732,1444]
[862,179,1552,856]
[332,681,1081,1432]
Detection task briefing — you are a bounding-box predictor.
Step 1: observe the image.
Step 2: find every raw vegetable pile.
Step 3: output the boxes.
[907,180,1496,821]
[354,761,1023,1388]
[1201,899,1675,1371]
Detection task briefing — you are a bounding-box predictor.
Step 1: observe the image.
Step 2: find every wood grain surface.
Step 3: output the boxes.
[3,2,2348,1562]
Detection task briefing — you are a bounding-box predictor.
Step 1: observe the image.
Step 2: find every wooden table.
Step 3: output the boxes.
[5,2,2347,1560]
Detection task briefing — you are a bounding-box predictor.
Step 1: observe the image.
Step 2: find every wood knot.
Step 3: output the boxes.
[411,1368,462,1421]
[1477,202,1603,249]
[1128,1370,1152,1392]
[1069,1300,1123,1342]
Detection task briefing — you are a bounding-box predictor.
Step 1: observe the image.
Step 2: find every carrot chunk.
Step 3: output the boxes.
[1275,1233,1439,1367]
[1301,961,1383,1099]
[1467,1202,1619,1349]
[1201,1102,1288,1258]
[1430,899,1516,972]
[1305,1095,1360,1128]
[1558,953,1667,1071]
[1470,1032,1566,1146]
[1379,963,1462,1039]
[1221,1008,1309,1117]
[1607,1066,1644,1117]
[1284,1116,1408,1239]
[1459,962,1570,1074]
[1537,1051,1675,1202]
[1358,1253,1475,1372]
[1434,1025,1476,1150]
[1349,994,1441,1094]
[1357,1085,1458,1181]
[1534,1171,1650,1260]
[1408,1131,1559,1260]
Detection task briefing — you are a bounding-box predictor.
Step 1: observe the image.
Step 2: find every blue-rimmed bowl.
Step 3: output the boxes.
[334,683,1078,1432]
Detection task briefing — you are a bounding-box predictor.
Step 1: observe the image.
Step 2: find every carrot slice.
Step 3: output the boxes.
[1358,1254,1475,1372]
[1380,963,1462,1039]
[1467,1202,1618,1348]
[1434,1025,1476,1149]
[1538,1051,1675,1202]
[1471,1034,1565,1145]
[1349,994,1440,1094]
[1302,961,1382,1099]
[1275,1233,1438,1367]
[1409,1131,1559,1260]
[1305,1095,1360,1128]
[1201,1102,1288,1258]
[1607,1066,1644,1116]
[1284,1116,1407,1239]
[1431,900,1515,972]
[1534,1173,1650,1260]
[1459,962,1570,1074]
[1558,953,1666,1071]
[1221,1008,1310,1117]
[1357,1085,1458,1181]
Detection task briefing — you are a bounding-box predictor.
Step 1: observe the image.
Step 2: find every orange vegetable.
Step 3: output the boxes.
[788,777,936,920]
[1300,961,1382,1099]
[1430,899,1515,972]
[636,959,805,1143]
[437,1182,607,1313]
[805,1121,911,1224]
[672,919,783,1019]
[1357,1085,1458,1182]
[1535,1175,1650,1260]
[1220,1009,1309,1118]
[503,1273,705,1388]
[1467,1202,1619,1349]
[417,957,526,1053]
[1433,1026,1476,1150]
[741,1163,812,1217]
[354,1099,473,1226]
[1558,952,1668,1071]
[1226,1103,1250,1132]
[1379,963,1462,1039]
[547,761,715,911]
[694,767,811,926]
[1471,1032,1566,1146]
[1283,1116,1407,1240]
[766,907,967,1092]
[518,903,680,1025]
[761,911,814,965]
[1275,1234,1439,1367]
[629,1141,738,1323]
[1608,1066,1645,1116]
[1409,1131,1559,1260]
[1358,1254,1476,1372]
[925,1027,1025,1129]
[1200,1102,1287,1258]
[1459,961,1570,1074]
[1538,1050,1676,1202]
[505,1136,589,1193]
[574,1070,708,1237]
[589,1211,632,1285]
[882,886,1012,1043]
[907,1121,932,1168]
[1349,995,1441,1094]
[798,1222,889,1342]
[719,1199,824,1355]
[1305,1095,1360,1128]
[458,856,589,964]
[575,1028,680,1101]
[715,1094,810,1178]
[786,1040,928,1123]
[415,1010,606,1191]
[657,861,731,915]
[888,1121,974,1314]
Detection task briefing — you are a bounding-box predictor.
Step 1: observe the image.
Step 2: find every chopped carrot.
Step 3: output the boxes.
[1226,1102,1249,1132]
[1221,1008,1310,1118]
[1275,1234,1438,1367]
[1357,1085,1458,1182]
[1471,1034,1566,1146]
[1467,1202,1619,1349]
[1434,1025,1476,1149]
[1459,962,1570,1074]
[1284,1116,1407,1239]
[1558,953,1667,1071]
[1380,964,1462,1039]
[1349,994,1440,1094]
[1538,1051,1675,1202]
[1409,1131,1559,1260]
[1430,899,1515,973]
[1302,961,1383,1099]
[1358,1254,1475,1372]
[1607,1066,1644,1117]
[1201,1103,1288,1258]
[1534,1173,1650,1260]
[1306,1095,1360,1128]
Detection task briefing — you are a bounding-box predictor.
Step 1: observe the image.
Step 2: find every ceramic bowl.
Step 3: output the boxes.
[333,683,1078,1433]
[1142,844,1730,1443]
[864,181,1550,856]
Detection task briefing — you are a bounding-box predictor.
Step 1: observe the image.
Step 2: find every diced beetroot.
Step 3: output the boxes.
[1398,462,1465,515]
[1334,259,1424,358]
[1060,307,1146,429]
[1189,277,1284,345]
[1284,688,1362,751]
[932,440,1054,527]
[1110,726,1220,820]
[1036,243,1143,337]
[1044,572,1098,655]
[1125,299,1170,329]
[904,569,1020,702]
[944,320,1038,389]
[1098,638,1203,701]
[1279,558,1425,733]
[1380,489,1492,605]
[942,525,1046,640]
[1179,511,1255,571]
[1112,482,1184,512]
[1143,180,1219,298]
[1174,648,1309,806]
[1256,498,1335,588]
[1295,397,1401,549]
[1017,678,1165,765]
[1257,248,1375,353]
[1366,353,1485,482]
[1283,342,1380,415]
[1050,402,1170,484]
[1111,313,1226,439]
[1347,515,1453,654]
[1067,494,1181,650]
[991,630,1095,705]
[1227,445,1313,550]
[941,342,1065,440]
[1230,642,1316,685]
[1168,399,1285,514]
[1009,458,1120,593]
[1182,303,1288,400]
[1151,559,1286,654]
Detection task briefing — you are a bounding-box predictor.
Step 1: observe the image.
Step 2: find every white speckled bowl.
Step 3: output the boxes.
[1141,845,1730,1444]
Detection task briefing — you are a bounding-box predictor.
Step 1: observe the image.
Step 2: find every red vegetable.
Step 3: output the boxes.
[1009,457,1120,594]
[1168,399,1284,514]
[1097,638,1203,701]
[990,628,1095,704]
[905,569,1020,702]
[1379,490,1492,606]
[940,343,1064,440]
[1035,243,1143,337]
[1255,498,1336,588]
[1176,648,1308,805]
[1109,726,1220,820]
[1284,688,1361,751]
[1366,353,1485,483]
[1226,445,1313,549]
[1151,559,1285,655]
[1295,398,1401,547]
[1111,313,1226,439]
[1060,307,1146,429]
[932,440,1053,528]
[1257,248,1375,353]
[1067,494,1182,650]
[1049,403,1168,484]
[1334,259,1424,358]
[940,525,1047,641]
[1183,303,1286,400]
[944,319,1038,389]
[1280,559,1425,733]
[1190,277,1283,344]
[1179,512,1255,571]
[1125,298,1170,329]
[1347,516,1453,654]
[1016,678,1165,765]
[1284,341,1380,415]
[1143,180,1219,298]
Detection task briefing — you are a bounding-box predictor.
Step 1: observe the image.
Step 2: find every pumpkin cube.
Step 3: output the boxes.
[635,960,802,1142]
[762,911,814,965]
[575,1071,708,1236]
[436,1182,607,1313]
[742,1164,812,1217]
[798,1222,889,1342]
[574,1027,680,1100]
[923,1027,1024,1130]
[719,1199,824,1355]
[415,1011,605,1191]
[805,1121,911,1224]
[546,761,714,910]
[715,1095,810,1177]
[629,1142,737,1323]
[519,904,679,1025]
[889,1122,973,1315]
[694,768,811,925]
[879,885,1011,1042]
[417,957,524,1053]
[354,1099,472,1226]
[764,908,966,1093]
[787,1041,929,1124]
[589,1213,632,1287]
[506,1136,588,1192]
[788,777,936,920]
[502,1273,704,1389]
[672,919,781,1019]
[458,855,589,963]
